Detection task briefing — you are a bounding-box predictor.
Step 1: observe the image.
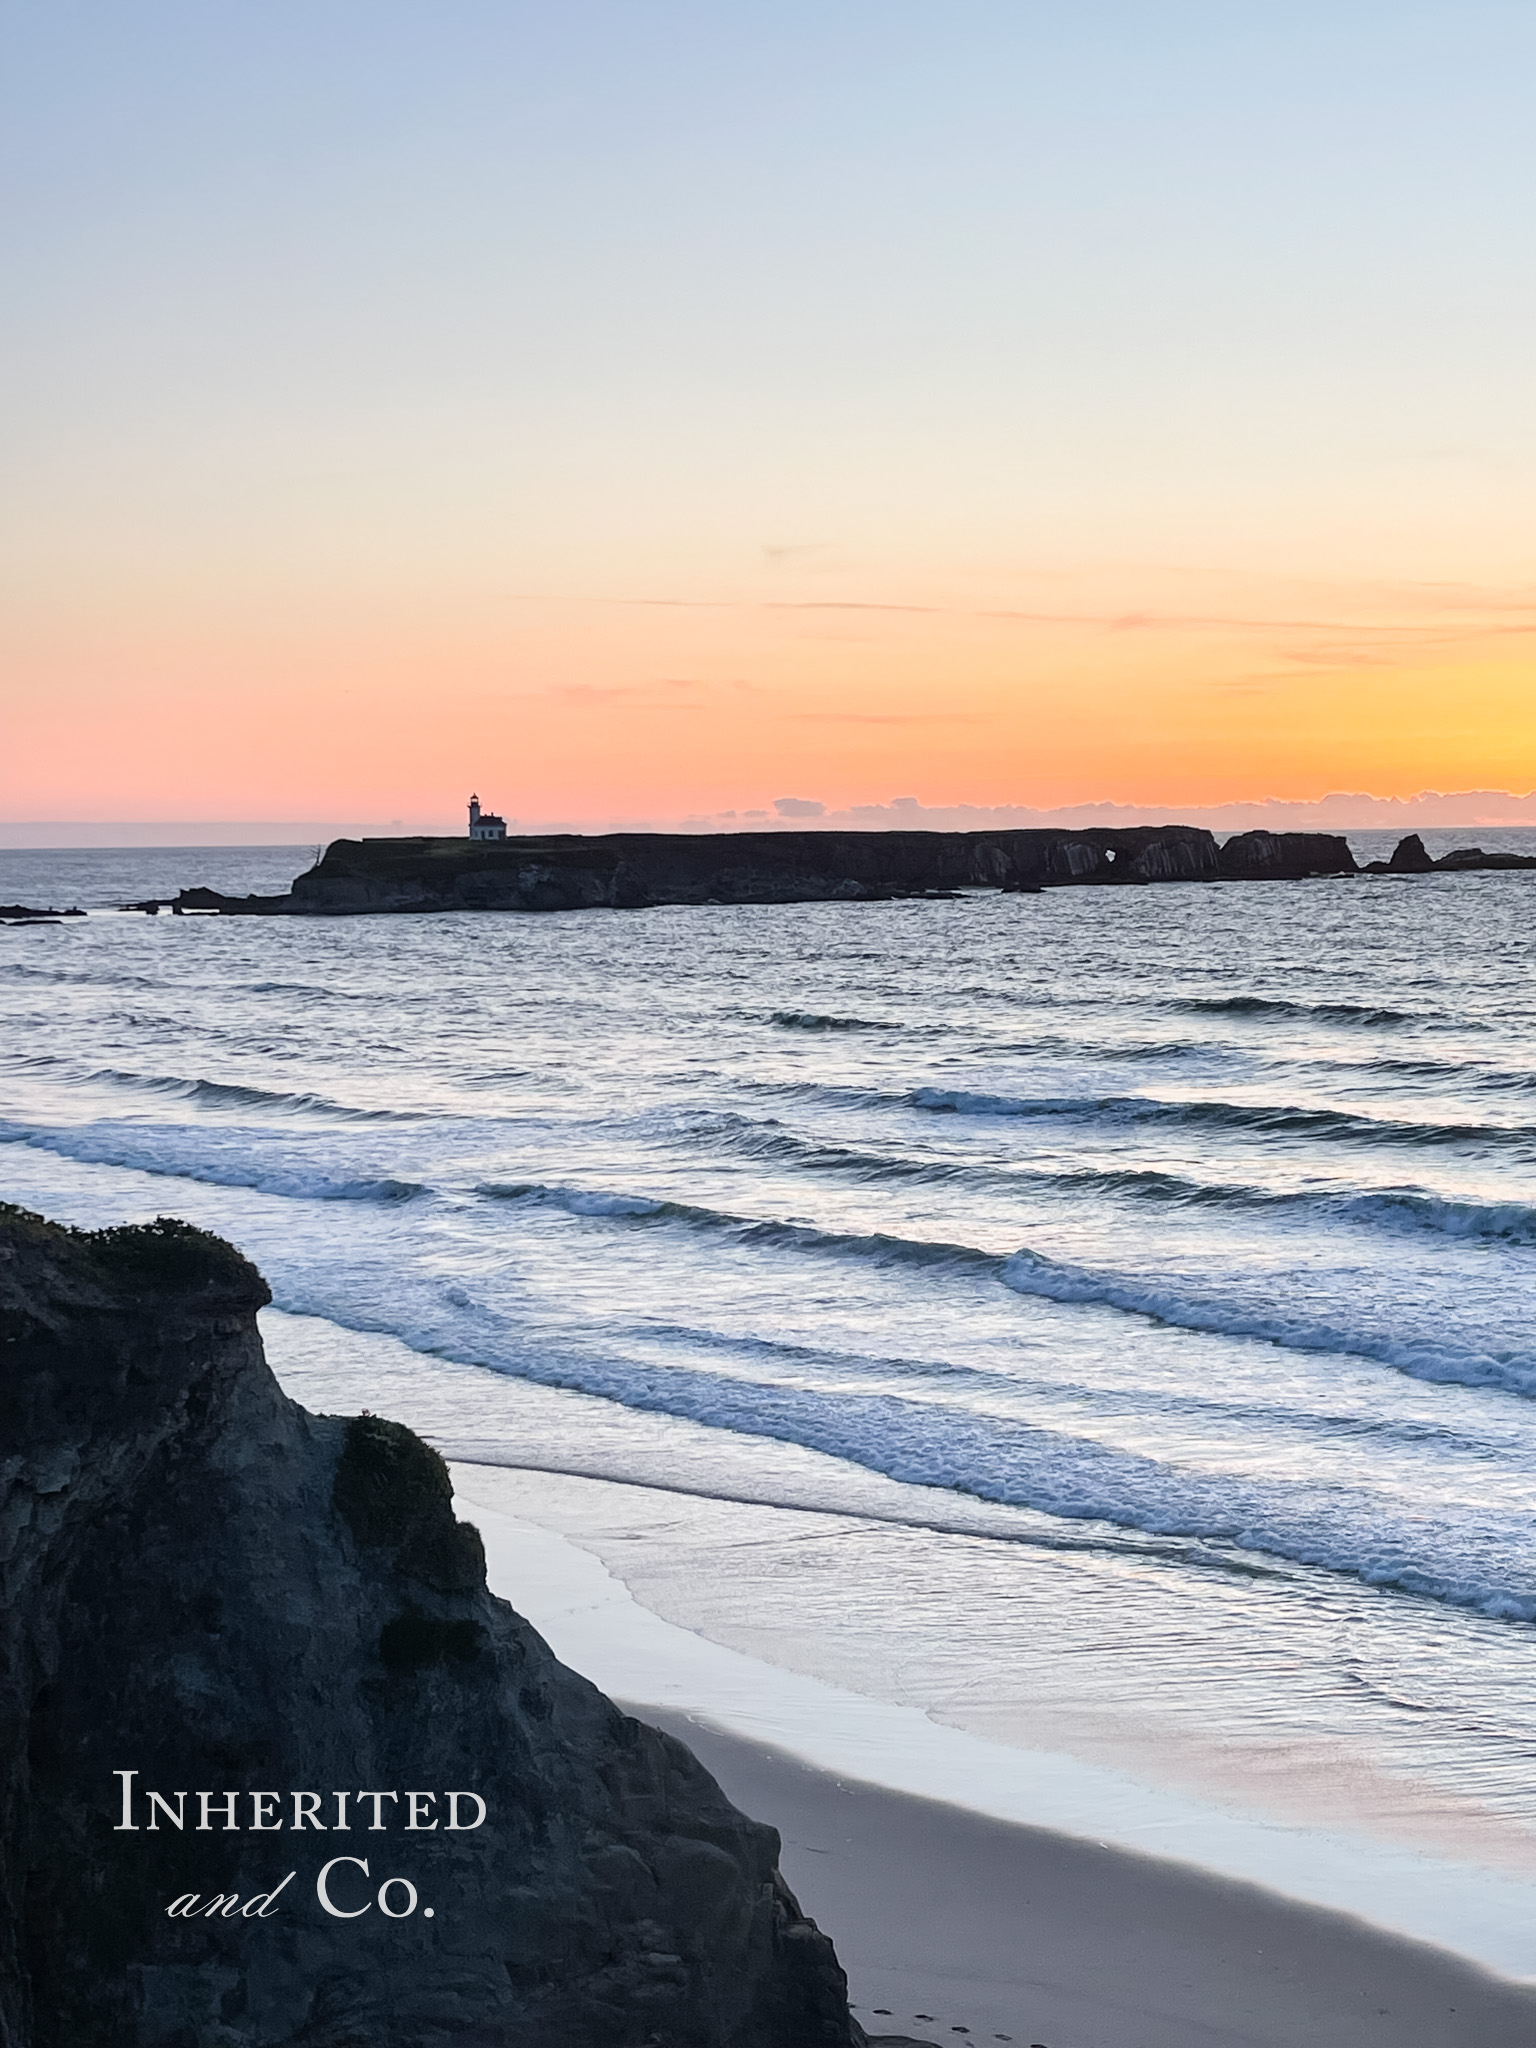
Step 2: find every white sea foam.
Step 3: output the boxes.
[5,1114,1535,1404]
[999,1246,1536,1395]
[0,1120,421,1203]
[242,1263,1536,1621]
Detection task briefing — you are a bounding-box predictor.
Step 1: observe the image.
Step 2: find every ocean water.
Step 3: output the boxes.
[7,835,1536,1934]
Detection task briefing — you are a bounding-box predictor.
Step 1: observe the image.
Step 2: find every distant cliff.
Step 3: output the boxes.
[0,1207,861,2048]
[176,824,1359,916]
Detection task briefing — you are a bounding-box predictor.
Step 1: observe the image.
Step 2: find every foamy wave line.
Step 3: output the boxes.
[998,1249,1536,1395]
[276,1279,1536,1622]
[7,1126,1534,1392]
[692,1114,1536,1239]
[476,1178,1536,1392]
[1341,1189,1536,1244]
[0,1121,420,1204]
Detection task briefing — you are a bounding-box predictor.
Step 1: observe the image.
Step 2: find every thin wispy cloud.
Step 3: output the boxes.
[762,543,837,565]
[509,589,1536,648]
[549,676,757,705]
[783,711,994,726]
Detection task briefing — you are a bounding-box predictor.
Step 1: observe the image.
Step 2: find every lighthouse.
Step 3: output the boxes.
[467,794,507,841]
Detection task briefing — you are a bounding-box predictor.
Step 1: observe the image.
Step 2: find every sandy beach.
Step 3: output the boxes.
[634,1709,1536,2048]
[436,1465,1536,2046]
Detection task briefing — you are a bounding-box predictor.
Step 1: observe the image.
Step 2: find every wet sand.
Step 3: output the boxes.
[632,1706,1536,2048]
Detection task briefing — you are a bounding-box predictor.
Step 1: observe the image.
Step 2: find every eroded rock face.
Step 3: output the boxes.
[1387,833,1435,872]
[0,1207,859,2048]
[1216,832,1358,880]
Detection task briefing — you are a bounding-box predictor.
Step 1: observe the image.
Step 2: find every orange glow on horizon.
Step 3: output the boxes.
[6,565,1535,825]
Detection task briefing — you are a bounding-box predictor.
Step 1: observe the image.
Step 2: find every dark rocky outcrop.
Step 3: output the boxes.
[1438,842,1536,871]
[0,906,84,923]
[176,826,1224,917]
[1388,833,1435,872]
[1361,835,1536,875]
[1432,845,1536,870]
[0,1206,861,2048]
[175,888,275,914]
[1216,832,1357,881]
[169,821,1536,921]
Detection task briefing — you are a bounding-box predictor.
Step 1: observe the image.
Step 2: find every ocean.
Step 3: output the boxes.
[7,834,1536,1965]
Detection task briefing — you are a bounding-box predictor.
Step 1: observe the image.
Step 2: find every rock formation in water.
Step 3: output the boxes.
[1215,831,1357,880]
[177,825,1228,916]
[1360,834,1536,875]
[0,1205,863,2048]
[1388,832,1435,872]
[174,821,1536,919]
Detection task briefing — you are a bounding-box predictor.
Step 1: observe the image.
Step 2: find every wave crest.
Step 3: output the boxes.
[1167,995,1422,1027]
[909,1084,1536,1152]
[87,1069,420,1121]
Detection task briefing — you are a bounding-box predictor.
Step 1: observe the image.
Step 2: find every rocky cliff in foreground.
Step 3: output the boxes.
[175,823,1359,917]
[0,1206,861,2048]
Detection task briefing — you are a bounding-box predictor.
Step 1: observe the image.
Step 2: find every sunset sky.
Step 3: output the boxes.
[4,2,1534,829]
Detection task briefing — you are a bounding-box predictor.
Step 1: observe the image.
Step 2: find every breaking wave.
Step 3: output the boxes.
[272,1279,1536,1622]
[996,1249,1536,1396]
[0,1120,421,1204]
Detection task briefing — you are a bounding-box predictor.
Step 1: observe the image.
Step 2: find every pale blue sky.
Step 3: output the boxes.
[7,3,1533,551]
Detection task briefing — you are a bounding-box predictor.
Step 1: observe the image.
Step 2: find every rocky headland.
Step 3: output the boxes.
[174,824,1364,917]
[0,1205,874,2048]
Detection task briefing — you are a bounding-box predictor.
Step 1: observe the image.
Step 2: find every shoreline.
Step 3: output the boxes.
[631,1707,1536,2048]
[451,1463,1536,1990]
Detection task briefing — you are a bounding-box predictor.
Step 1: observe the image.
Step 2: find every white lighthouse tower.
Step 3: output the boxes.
[467,793,507,841]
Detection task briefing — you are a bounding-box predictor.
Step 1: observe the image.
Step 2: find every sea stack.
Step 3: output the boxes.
[0,1206,861,2047]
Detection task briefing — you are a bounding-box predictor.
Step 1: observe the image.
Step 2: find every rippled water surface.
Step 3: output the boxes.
[7,835,1536,1873]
